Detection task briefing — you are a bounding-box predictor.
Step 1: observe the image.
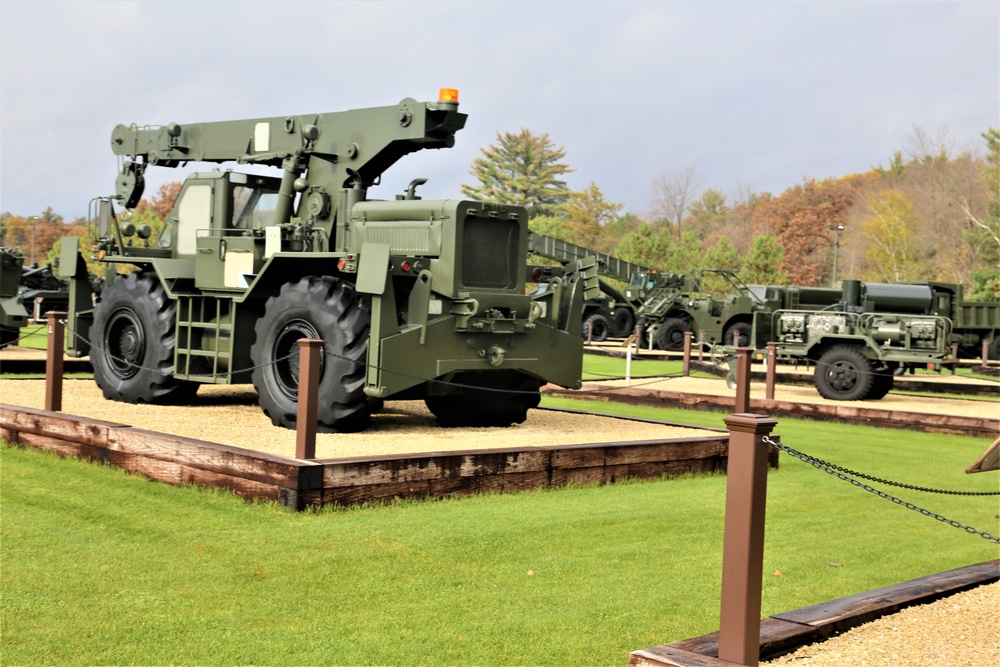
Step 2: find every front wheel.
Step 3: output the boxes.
[613,307,635,338]
[250,277,371,433]
[582,313,611,342]
[814,346,875,401]
[91,272,197,404]
[654,318,691,351]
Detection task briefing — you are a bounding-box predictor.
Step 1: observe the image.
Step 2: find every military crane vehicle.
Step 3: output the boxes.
[58,90,599,432]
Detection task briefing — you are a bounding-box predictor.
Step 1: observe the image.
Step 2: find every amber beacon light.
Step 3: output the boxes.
[438,88,459,103]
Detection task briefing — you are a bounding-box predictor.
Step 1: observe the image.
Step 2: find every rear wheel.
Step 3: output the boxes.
[654,318,691,351]
[613,307,635,337]
[582,313,611,342]
[251,276,371,433]
[91,272,198,404]
[814,346,875,401]
[425,370,541,427]
[723,321,752,348]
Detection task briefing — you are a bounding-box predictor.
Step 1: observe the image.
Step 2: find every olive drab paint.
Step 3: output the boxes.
[60,91,600,432]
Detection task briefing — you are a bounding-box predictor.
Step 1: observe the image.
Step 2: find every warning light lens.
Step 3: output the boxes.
[439,88,459,103]
[337,259,346,271]
[532,268,542,281]
[401,261,411,272]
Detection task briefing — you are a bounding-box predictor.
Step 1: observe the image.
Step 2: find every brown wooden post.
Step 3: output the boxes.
[765,342,777,401]
[45,311,66,412]
[682,331,692,376]
[733,328,741,347]
[982,339,990,370]
[734,347,752,414]
[295,339,323,460]
[719,412,778,667]
[634,324,642,357]
[950,343,958,375]
[698,330,705,363]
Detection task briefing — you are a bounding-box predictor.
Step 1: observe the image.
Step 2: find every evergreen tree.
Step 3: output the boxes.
[461,129,573,218]
[740,232,788,285]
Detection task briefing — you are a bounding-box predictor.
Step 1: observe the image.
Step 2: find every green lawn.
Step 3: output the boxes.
[2,400,997,665]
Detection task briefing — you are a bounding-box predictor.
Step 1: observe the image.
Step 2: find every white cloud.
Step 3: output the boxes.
[1,0,996,220]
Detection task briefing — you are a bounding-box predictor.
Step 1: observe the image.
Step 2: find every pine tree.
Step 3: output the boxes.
[461,129,573,218]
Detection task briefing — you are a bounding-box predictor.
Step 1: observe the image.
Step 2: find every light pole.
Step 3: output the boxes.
[29,216,39,266]
[830,223,844,286]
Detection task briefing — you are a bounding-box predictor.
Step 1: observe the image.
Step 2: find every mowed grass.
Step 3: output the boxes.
[3,390,998,666]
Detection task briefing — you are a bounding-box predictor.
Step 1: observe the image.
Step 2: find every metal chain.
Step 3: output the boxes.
[60,325,689,396]
[64,326,294,380]
[2,324,47,349]
[763,435,999,496]
[762,435,1000,543]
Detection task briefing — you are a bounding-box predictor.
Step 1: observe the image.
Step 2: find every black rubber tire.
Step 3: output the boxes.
[814,346,875,401]
[250,276,371,433]
[582,313,611,342]
[425,370,541,427]
[723,321,752,348]
[0,326,19,349]
[989,336,1000,361]
[91,272,198,404]
[654,318,691,351]
[613,306,635,338]
[867,366,895,400]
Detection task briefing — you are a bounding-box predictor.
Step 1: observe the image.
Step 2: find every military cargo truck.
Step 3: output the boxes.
[622,267,861,353]
[750,280,1000,400]
[59,90,599,431]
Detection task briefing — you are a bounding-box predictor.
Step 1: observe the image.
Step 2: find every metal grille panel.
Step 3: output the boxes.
[461,216,519,289]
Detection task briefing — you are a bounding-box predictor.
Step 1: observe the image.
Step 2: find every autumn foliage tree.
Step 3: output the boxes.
[752,175,868,285]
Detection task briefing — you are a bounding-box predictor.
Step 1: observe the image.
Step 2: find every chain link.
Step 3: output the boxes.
[1,324,48,349]
[60,325,692,396]
[762,435,1000,543]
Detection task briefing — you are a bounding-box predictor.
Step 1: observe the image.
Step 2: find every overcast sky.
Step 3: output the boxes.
[1,0,997,222]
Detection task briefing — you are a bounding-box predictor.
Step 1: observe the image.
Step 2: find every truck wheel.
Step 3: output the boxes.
[0,326,19,349]
[425,370,541,427]
[582,313,611,342]
[91,272,198,404]
[613,307,635,337]
[655,318,690,351]
[815,346,875,401]
[867,365,896,400]
[989,337,1000,361]
[251,277,371,433]
[723,321,752,348]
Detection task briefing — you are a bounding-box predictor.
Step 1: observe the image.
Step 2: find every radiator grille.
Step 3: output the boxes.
[461,216,519,290]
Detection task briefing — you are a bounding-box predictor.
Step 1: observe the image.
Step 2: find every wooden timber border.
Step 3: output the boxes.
[0,404,778,511]
[547,384,999,437]
[630,559,1000,666]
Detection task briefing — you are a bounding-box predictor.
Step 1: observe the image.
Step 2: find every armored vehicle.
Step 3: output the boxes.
[59,90,598,431]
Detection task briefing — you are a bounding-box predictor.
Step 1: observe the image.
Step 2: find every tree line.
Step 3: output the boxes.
[2,127,997,300]
[462,126,999,300]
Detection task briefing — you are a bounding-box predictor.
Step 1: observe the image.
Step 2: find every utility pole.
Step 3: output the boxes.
[830,223,844,286]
